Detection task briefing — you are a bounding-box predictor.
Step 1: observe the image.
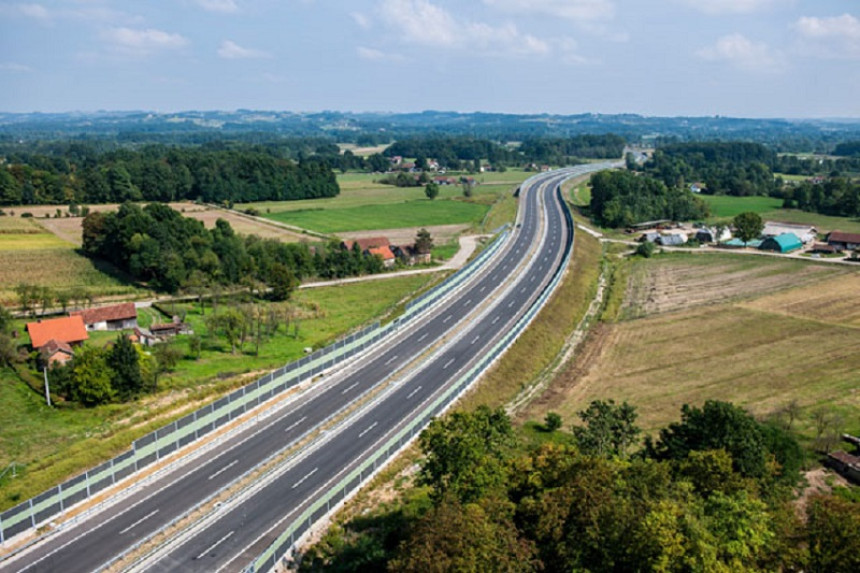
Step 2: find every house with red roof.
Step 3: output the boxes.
[341,236,391,252]
[826,231,860,252]
[26,315,89,354]
[367,245,396,267]
[71,302,138,331]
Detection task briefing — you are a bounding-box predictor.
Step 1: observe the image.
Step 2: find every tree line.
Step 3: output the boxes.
[0,142,339,206]
[82,203,385,294]
[589,169,710,227]
[301,400,859,572]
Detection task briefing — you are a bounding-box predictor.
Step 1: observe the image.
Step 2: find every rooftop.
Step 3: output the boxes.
[26,315,88,349]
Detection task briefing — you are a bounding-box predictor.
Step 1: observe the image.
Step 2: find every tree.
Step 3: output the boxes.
[108,334,144,400]
[806,494,860,572]
[572,399,641,458]
[648,401,769,479]
[544,412,562,432]
[72,346,115,406]
[267,262,298,302]
[636,241,656,258]
[418,406,513,504]
[732,211,764,244]
[424,181,439,200]
[414,228,433,255]
[187,334,202,360]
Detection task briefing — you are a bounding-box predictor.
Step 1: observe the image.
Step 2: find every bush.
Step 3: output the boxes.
[635,241,656,258]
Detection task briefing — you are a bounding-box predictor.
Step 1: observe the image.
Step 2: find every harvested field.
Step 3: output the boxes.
[29,203,306,245]
[525,252,860,440]
[620,253,848,319]
[338,224,469,246]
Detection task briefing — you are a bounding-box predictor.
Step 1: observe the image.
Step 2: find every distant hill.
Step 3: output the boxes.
[1,110,859,151]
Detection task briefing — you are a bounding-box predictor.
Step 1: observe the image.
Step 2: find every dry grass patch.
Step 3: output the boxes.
[532,252,860,439]
[621,253,847,319]
[339,224,468,246]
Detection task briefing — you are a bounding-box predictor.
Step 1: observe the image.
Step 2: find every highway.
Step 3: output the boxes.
[0,163,615,573]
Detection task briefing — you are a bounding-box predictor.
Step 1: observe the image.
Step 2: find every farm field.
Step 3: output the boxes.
[701,195,860,233]
[0,272,442,509]
[239,171,528,213]
[262,199,490,234]
[31,203,307,246]
[0,217,143,305]
[522,252,860,442]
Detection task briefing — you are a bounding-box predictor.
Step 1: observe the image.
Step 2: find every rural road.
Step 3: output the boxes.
[0,163,617,573]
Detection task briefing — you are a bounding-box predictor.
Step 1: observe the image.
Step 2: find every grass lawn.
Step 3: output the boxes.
[262,199,489,234]
[701,195,860,233]
[526,252,860,447]
[0,273,441,509]
[701,195,783,219]
[0,219,144,305]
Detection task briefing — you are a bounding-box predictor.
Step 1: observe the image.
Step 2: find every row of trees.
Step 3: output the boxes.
[589,170,710,227]
[302,401,856,572]
[781,178,860,217]
[82,203,384,294]
[0,144,339,206]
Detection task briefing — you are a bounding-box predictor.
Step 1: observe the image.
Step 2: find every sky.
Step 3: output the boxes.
[1,0,859,118]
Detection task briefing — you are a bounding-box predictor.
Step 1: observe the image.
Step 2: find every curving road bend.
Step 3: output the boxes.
[0,162,617,573]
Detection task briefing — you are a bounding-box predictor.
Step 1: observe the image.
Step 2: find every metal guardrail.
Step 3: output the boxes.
[0,230,512,545]
[244,176,578,573]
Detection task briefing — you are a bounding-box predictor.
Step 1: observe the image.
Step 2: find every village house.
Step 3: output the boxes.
[26,315,89,363]
[40,339,75,366]
[391,244,431,266]
[71,302,138,331]
[826,230,860,252]
[367,245,396,268]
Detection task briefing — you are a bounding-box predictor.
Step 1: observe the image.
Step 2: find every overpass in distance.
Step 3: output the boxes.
[0,162,619,573]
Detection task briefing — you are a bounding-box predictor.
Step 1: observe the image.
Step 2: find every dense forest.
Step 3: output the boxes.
[589,170,709,227]
[301,401,858,572]
[642,142,779,197]
[0,143,339,206]
[781,178,860,217]
[82,203,385,293]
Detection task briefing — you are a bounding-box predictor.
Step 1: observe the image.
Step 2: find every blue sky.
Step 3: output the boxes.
[1,0,858,117]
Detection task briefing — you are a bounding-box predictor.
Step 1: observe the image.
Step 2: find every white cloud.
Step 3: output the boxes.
[352,12,372,29]
[357,46,406,62]
[482,0,614,22]
[217,40,271,59]
[193,0,239,13]
[0,62,33,72]
[1,3,51,20]
[378,0,553,57]
[102,27,189,56]
[793,14,860,59]
[679,0,786,15]
[697,33,785,72]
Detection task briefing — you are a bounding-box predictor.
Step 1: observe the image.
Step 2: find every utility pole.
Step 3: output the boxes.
[43,366,52,407]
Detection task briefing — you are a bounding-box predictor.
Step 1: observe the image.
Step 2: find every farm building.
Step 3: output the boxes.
[759,233,803,253]
[26,315,89,351]
[810,243,838,254]
[367,245,396,267]
[150,319,193,338]
[827,451,860,483]
[40,339,75,366]
[341,236,390,252]
[722,238,763,248]
[695,227,732,243]
[391,244,431,266]
[762,222,817,244]
[826,231,860,252]
[657,233,688,246]
[639,231,660,243]
[71,302,137,331]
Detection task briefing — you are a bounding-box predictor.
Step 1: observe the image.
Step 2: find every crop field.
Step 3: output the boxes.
[0,218,142,305]
[0,272,442,507]
[525,252,860,441]
[262,199,490,234]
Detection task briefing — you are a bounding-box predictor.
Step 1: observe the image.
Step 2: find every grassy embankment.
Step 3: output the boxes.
[522,251,860,447]
[0,216,144,305]
[0,273,440,510]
